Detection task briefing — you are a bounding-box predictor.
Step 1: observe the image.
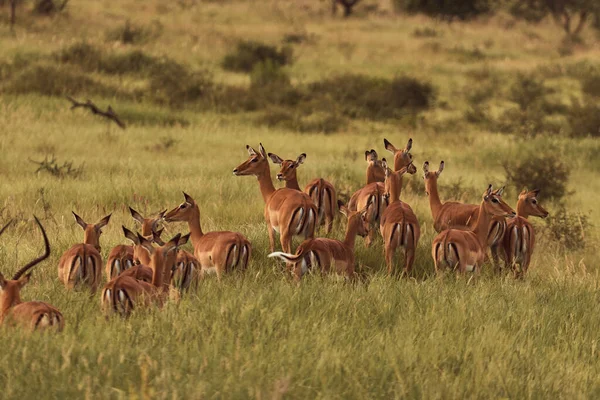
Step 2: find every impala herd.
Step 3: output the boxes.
[0,137,550,331]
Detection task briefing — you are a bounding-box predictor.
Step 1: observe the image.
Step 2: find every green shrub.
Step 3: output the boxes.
[504,151,570,202]
[222,40,293,73]
[412,27,440,38]
[567,98,600,137]
[250,61,291,87]
[256,107,346,134]
[544,207,591,251]
[149,66,214,108]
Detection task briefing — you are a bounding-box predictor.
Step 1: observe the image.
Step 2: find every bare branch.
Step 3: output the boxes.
[66,96,126,129]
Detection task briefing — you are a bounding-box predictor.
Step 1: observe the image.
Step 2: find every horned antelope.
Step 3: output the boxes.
[1,217,64,331]
[432,185,515,274]
[105,207,165,280]
[268,201,368,282]
[379,161,420,276]
[101,233,181,317]
[233,143,318,254]
[58,212,110,293]
[151,230,198,292]
[164,192,250,280]
[365,149,386,184]
[268,152,338,234]
[423,161,507,267]
[503,189,549,278]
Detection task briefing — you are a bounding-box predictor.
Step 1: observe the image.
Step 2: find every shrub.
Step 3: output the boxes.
[222,41,293,73]
[504,152,570,202]
[544,207,591,251]
[250,61,291,87]
[581,73,600,97]
[149,66,214,108]
[567,98,600,137]
[256,107,346,134]
[509,73,552,111]
[393,0,495,21]
[105,20,163,45]
[412,27,440,38]
[29,155,84,179]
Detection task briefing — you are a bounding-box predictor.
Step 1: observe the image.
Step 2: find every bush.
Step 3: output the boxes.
[504,152,570,202]
[393,0,495,21]
[250,61,291,87]
[148,65,214,108]
[412,27,440,38]
[222,41,293,73]
[105,20,163,45]
[544,207,591,251]
[581,74,600,97]
[256,107,346,134]
[509,73,552,111]
[567,98,600,137]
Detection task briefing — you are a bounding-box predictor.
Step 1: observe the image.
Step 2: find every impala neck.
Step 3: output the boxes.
[257,169,276,203]
[473,201,493,248]
[0,291,19,322]
[343,218,361,248]
[427,180,443,221]
[285,176,301,191]
[150,253,169,291]
[83,232,100,250]
[187,205,205,246]
[388,175,403,204]
[516,199,530,219]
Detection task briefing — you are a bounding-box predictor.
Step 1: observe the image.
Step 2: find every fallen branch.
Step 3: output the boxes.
[66,96,126,129]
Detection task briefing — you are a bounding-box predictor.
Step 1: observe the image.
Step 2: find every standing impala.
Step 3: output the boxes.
[365,149,386,184]
[268,201,368,281]
[58,212,111,293]
[1,217,64,331]
[379,161,420,276]
[164,192,250,279]
[268,152,338,234]
[432,185,515,274]
[233,144,318,254]
[423,161,507,267]
[503,189,549,278]
[101,233,181,317]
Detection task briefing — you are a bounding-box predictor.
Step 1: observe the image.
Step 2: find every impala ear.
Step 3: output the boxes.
[129,207,144,224]
[246,145,257,156]
[165,233,182,254]
[182,192,194,204]
[0,272,6,289]
[337,200,349,217]
[381,159,388,171]
[383,138,397,154]
[17,273,31,288]
[422,161,430,176]
[364,150,371,161]
[138,233,155,255]
[437,161,444,176]
[152,229,166,246]
[268,153,284,165]
[405,138,413,152]
[72,212,87,230]
[485,184,493,199]
[95,214,111,230]
[494,186,505,196]
[123,226,140,245]
[531,188,540,196]
[178,233,191,246]
[295,153,306,166]
[259,143,268,159]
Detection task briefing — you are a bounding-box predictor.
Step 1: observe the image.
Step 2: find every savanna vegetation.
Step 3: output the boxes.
[0,0,599,398]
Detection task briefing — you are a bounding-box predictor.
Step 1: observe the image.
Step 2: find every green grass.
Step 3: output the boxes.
[0,1,599,398]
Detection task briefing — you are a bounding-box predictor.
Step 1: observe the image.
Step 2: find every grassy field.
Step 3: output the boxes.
[0,1,599,398]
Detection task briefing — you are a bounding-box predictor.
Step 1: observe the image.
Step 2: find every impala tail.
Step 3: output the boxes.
[434,231,459,271]
[67,246,100,289]
[308,178,334,223]
[289,203,317,239]
[34,310,64,331]
[268,245,319,277]
[102,281,134,318]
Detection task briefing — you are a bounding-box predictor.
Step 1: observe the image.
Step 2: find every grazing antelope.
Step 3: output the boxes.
[1,217,64,331]
[365,149,386,184]
[233,143,318,254]
[152,230,198,292]
[432,185,515,274]
[268,152,338,234]
[101,233,181,317]
[164,193,250,279]
[105,208,165,281]
[268,201,368,281]
[58,212,110,293]
[379,162,420,276]
[503,189,549,278]
[423,161,507,267]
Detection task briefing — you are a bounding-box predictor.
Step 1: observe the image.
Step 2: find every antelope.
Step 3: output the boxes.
[101,233,181,317]
[164,192,251,279]
[268,201,368,281]
[432,185,515,274]
[348,138,416,247]
[379,161,420,276]
[233,143,318,254]
[151,230,198,292]
[423,161,507,267]
[105,207,165,280]
[268,152,338,234]
[365,149,386,184]
[58,212,110,293]
[503,189,549,278]
[1,217,64,331]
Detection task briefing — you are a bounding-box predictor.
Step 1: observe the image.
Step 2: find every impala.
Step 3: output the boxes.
[423,161,507,267]
[1,217,64,331]
[164,192,250,279]
[383,137,414,172]
[268,152,338,234]
[152,230,198,291]
[233,143,318,253]
[101,233,181,317]
[105,208,165,280]
[379,161,420,276]
[365,149,386,184]
[268,201,368,281]
[432,185,515,274]
[58,212,110,293]
[503,189,549,278]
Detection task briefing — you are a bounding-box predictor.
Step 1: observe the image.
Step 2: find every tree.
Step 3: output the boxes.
[331,0,361,17]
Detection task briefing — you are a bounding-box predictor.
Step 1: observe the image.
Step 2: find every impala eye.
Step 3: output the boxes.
[251,158,258,163]
[492,198,499,204]
[290,165,294,169]
[532,199,538,204]
[179,204,186,209]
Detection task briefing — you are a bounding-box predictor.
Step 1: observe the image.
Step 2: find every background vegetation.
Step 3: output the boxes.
[0,0,599,398]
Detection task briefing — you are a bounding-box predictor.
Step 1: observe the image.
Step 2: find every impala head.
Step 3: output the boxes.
[383,138,415,172]
[383,160,410,202]
[518,188,549,219]
[123,226,154,265]
[338,200,369,237]
[164,192,200,223]
[481,185,516,218]
[233,144,269,177]
[422,160,444,196]
[146,233,182,280]
[129,207,165,238]
[72,212,110,251]
[268,152,306,182]
[0,217,50,307]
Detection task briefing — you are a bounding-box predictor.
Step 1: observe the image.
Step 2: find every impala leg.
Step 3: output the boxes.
[490,244,502,274]
[404,248,415,278]
[385,244,395,276]
[365,228,375,248]
[325,212,333,235]
[267,224,276,253]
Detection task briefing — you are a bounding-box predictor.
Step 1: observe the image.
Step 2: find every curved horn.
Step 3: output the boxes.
[13,216,50,280]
